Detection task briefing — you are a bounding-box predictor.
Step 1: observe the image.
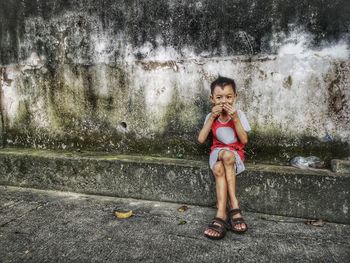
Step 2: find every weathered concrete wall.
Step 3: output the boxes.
[0,0,349,162]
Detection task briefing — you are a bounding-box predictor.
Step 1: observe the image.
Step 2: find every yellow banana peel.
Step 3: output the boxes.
[114,210,133,219]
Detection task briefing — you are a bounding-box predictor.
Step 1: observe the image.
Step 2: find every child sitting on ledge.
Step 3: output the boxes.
[198,76,251,240]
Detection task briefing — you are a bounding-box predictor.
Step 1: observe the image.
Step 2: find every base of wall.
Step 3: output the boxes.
[0,148,348,224]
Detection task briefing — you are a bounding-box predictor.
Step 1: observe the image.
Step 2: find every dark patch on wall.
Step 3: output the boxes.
[0,0,73,65]
[0,109,3,147]
[163,87,185,134]
[1,0,350,64]
[328,79,344,113]
[105,96,114,111]
[82,66,98,111]
[0,1,21,65]
[0,68,5,147]
[283,75,293,89]
[247,132,350,167]
[326,61,349,122]
[11,100,33,132]
[193,82,212,122]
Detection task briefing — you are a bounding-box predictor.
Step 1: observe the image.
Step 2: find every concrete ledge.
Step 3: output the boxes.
[0,148,349,224]
[331,159,350,173]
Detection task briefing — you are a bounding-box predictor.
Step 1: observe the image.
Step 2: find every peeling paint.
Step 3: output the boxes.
[137,60,179,72]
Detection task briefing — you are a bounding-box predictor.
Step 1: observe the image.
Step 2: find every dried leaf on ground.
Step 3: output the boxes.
[114,209,133,219]
[178,220,187,225]
[304,219,326,227]
[177,205,188,212]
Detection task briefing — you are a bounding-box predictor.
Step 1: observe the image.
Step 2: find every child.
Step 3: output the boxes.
[198,76,251,240]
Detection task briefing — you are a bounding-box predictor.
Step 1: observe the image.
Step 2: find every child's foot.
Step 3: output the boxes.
[228,208,248,233]
[204,216,229,240]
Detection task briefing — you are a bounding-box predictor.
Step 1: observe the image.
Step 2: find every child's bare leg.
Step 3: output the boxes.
[219,150,246,231]
[204,161,228,238]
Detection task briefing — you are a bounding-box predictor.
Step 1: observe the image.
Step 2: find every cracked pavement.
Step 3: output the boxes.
[0,185,349,262]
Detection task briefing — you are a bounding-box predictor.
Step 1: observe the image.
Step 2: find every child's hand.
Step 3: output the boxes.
[211,104,223,118]
[223,102,237,116]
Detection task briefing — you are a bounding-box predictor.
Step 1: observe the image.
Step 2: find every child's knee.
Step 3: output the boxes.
[221,150,235,165]
[213,161,225,177]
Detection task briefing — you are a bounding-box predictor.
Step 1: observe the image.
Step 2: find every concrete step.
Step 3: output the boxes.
[0,148,349,224]
[1,186,349,262]
[331,159,350,173]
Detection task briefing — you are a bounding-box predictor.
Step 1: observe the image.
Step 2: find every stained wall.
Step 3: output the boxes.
[1,0,349,163]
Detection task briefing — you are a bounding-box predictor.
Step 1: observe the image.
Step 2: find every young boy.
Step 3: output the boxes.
[198,76,251,240]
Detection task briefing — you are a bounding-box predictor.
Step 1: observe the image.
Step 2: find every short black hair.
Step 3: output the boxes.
[210,76,237,95]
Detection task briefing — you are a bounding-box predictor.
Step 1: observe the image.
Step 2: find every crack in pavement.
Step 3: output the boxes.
[0,202,49,228]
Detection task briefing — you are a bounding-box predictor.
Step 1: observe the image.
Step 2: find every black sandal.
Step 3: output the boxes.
[204,217,230,240]
[228,208,248,234]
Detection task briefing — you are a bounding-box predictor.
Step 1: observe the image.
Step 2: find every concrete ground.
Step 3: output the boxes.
[0,186,349,263]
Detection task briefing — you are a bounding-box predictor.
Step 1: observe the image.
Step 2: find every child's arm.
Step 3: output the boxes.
[198,105,222,144]
[223,104,249,144]
[198,114,215,144]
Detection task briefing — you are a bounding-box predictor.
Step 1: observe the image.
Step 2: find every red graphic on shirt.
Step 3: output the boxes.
[211,118,245,161]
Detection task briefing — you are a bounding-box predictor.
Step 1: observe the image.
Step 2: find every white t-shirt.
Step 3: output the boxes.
[204,110,251,132]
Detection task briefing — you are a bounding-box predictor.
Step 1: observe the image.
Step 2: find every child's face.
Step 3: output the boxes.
[210,84,236,106]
